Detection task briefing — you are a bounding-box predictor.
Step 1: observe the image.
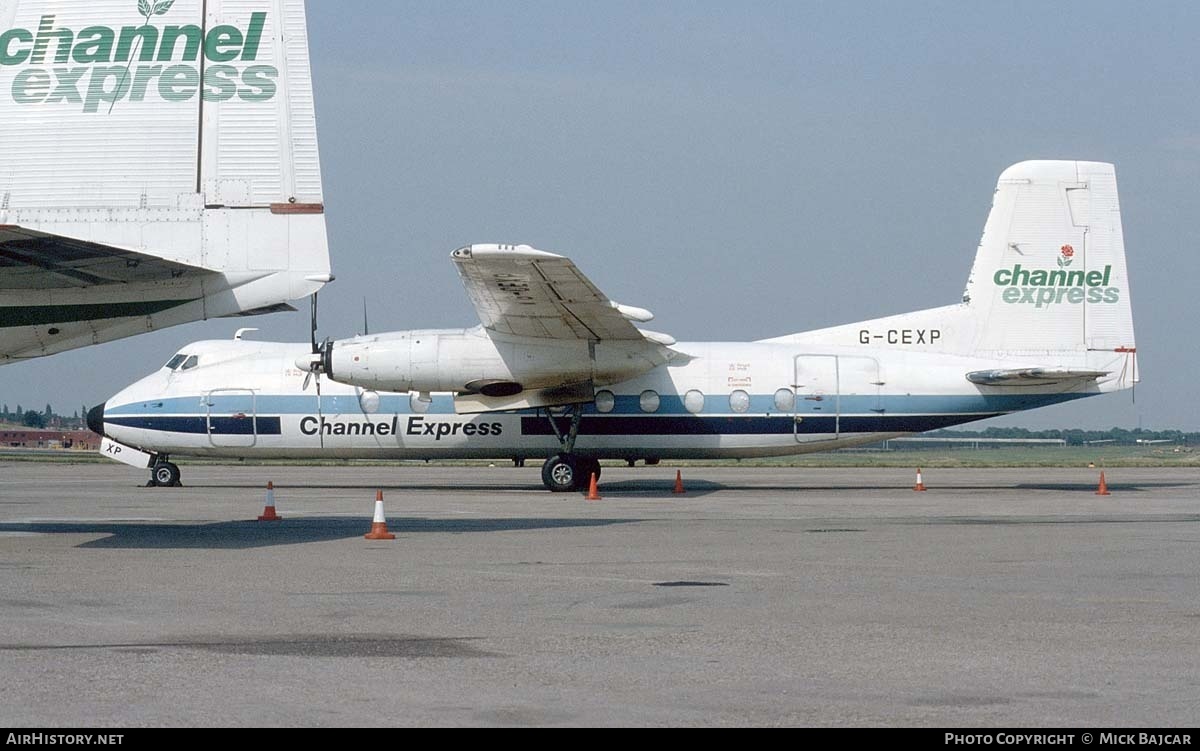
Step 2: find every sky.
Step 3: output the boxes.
[1,0,1195,430]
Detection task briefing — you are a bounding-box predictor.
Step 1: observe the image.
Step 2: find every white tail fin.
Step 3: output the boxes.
[0,0,331,360]
[762,160,1137,391]
[962,160,1135,360]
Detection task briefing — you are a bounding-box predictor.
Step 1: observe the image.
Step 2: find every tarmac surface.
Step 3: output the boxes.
[0,461,1197,727]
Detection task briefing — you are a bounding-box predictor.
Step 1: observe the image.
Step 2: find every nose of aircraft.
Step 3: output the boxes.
[86,402,106,436]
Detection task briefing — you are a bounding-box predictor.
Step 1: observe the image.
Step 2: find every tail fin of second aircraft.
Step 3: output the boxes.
[0,0,331,360]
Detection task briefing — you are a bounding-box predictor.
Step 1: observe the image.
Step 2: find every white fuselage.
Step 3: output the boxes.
[98,337,1099,462]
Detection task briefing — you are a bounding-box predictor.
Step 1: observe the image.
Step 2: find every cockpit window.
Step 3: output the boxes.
[165,354,187,370]
[179,355,199,371]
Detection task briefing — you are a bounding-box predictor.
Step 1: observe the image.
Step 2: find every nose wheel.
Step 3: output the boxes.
[149,460,182,487]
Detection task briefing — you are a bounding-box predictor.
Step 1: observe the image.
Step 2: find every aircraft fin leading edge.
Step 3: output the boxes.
[0,0,330,360]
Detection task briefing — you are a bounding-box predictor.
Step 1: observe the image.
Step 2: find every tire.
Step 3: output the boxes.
[152,462,181,487]
[541,454,580,492]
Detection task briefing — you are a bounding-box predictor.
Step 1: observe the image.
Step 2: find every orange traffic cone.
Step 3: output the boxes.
[672,470,686,494]
[257,481,282,521]
[1096,471,1111,496]
[913,468,927,492]
[364,490,396,540]
[586,472,601,501]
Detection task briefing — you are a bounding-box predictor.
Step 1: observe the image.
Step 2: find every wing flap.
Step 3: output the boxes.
[966,368,1109,386]
[0,226,212,290]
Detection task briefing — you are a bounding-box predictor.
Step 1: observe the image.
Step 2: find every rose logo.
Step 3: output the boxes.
[1057,244,1074,268]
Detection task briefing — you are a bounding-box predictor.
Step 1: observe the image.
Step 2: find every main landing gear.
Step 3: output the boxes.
[148,457,182,487]
[538,404,600,492]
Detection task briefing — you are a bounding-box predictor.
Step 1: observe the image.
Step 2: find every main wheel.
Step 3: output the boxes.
[151,461,181,487]
[541,454,581,492]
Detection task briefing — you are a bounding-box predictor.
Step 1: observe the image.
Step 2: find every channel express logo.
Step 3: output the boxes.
[993,244,1120,308]
[0,1,278,113]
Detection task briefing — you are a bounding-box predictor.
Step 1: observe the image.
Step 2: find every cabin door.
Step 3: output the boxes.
[204,389,258,448]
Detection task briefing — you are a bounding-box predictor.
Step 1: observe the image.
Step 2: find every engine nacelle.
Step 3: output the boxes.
[325,327,671,397]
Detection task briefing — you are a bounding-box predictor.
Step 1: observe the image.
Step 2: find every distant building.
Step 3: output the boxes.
[0,429,101,450]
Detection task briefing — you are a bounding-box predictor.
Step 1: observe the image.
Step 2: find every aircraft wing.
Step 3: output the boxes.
[0,225,214,289]
[965,368,1109,387]
[451,244,661,341]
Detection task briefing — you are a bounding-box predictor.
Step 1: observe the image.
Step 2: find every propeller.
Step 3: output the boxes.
[297,292,332,448]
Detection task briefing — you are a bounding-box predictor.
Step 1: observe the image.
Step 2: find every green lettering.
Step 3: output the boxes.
[32,15,73,65]
[204,25,243,62]
[116,25,158,63]
[71,26,114,64]
[11,68,50,103]
[0,28,33,66]
[1047,270,1066,287]
[1102,264,1112,286]
[157,25,202,62]
[202,64,238,101]
[82,65,131,113]
[238,64,277,101]
[1029,269,1048,286]
[158,64,198,100]
[993,269,1011,285]
[129,64,163,102]
[1067,288,1084,303]
[1066,270,1084,286]
[242,12,266,60]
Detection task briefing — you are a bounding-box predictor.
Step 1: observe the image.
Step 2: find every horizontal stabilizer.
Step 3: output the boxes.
[965,368,1109,387]
[0,225,212,290]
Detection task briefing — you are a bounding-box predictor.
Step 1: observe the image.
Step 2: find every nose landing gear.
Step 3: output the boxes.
[149,458,182,487]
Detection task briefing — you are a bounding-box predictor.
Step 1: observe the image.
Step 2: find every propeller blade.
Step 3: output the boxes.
[315,373,324,449]
[310,291,319,355]
[302,371,312,391]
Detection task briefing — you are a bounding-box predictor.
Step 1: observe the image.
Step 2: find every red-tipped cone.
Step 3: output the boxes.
[586,472,601,501]
[913,468,927,492]
[258,481,282,521]
[365,489,396,540]
[1096,471,1111,496]
[672,470,686,494]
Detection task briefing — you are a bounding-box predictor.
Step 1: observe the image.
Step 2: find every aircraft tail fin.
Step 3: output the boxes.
[960,161,1135,372]
[0,0,330,358]
[760,160,1137,392]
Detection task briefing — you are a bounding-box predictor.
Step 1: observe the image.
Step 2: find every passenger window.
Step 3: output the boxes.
[774,388,795,412]
[729,390,750,413]
[594,390,615,413]
[683,390,705,414]
[179,355,199,370]
[639,390,660,413]
[165,354,187,370]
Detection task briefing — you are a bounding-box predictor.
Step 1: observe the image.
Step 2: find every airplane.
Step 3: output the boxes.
[0,0,332,364]
[89,160,1139,492]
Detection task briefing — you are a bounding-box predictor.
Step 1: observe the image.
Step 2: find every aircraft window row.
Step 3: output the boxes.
[592,388,798,414]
